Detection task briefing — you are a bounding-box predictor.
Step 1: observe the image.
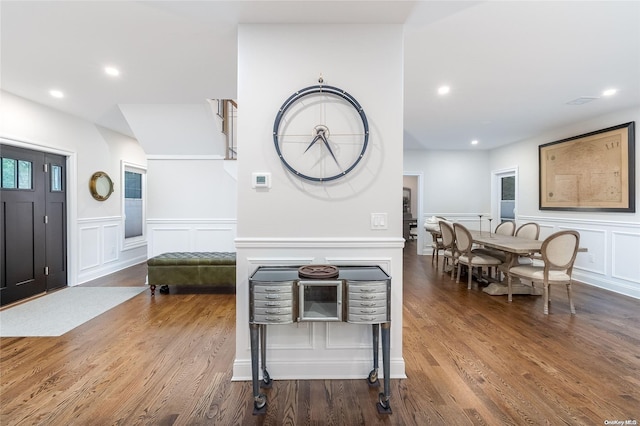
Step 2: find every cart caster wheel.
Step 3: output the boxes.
[367,369,379,387]
[376,392,392,414]
[159,285,169,294]
[253,393,267,415]
[260,370,272,389]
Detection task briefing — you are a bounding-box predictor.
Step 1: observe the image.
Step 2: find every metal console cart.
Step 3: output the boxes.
[249,265,392,415]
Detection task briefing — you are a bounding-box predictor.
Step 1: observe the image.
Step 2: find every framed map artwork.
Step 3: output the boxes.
[539,122,635,212]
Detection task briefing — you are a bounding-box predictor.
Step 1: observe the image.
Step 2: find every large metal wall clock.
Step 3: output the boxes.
[273,84,369,182]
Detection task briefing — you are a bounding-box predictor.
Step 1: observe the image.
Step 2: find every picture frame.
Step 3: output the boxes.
[539,122,635,212]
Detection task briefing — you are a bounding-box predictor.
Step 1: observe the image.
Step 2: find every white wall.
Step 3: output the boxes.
[234,24,406,381]
[145,157,237,257]
[0,91,148,285]
[405,149,491,215]
[404,149,491,244]
[119,103,226,156]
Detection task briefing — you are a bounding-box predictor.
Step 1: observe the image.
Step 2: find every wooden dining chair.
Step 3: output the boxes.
[515,222,540,240]
[506,230,580,314]
[453,223,503,290]
[430,232,445,267]
[428,216,447,267]
[494,220,516,236]
[513,222,541,266]
[438,221,457,280]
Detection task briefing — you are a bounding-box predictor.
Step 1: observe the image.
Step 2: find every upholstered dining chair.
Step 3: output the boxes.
[438,221,457,280]
[453,223,503,290]
[428,216,448,267]
[515,222,540,240]
[506,230,580,314]
[430,232,444,267]
[513,222,541,266]
[494,220,516,236]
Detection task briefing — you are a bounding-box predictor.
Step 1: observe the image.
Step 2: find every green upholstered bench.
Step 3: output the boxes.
[147,252,236,295]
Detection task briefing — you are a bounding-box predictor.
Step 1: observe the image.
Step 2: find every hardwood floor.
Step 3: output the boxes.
[1,244,639,425]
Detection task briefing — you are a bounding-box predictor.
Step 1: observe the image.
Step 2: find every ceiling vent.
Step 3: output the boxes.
[566,96,598,105]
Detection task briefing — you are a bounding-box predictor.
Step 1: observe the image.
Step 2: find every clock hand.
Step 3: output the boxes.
[319,131,340,168]
[304,133,322,154]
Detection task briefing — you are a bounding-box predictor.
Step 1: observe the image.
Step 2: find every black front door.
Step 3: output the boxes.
[1,145,67,306]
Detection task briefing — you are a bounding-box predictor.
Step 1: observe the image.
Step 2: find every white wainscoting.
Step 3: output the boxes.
[77,216,148,284]
[146,218,237,257]
[232,240,406,381]
[420,213,640,300]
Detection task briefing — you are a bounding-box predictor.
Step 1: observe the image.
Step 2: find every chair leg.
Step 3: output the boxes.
[544,283,550,315]
[467,266,472,290]
[455,263,461,283]
[567,282,576,314]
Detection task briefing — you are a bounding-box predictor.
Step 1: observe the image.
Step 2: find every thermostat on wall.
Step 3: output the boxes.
[252,172,271,189]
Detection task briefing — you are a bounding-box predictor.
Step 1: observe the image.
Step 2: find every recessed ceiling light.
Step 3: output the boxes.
[602,88,617,97]
[471,140,479,145]
[49,89,64,99]
[104,66,120,77]
[437,86,450,95]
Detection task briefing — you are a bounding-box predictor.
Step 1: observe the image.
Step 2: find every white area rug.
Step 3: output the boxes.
[0,287,146,337]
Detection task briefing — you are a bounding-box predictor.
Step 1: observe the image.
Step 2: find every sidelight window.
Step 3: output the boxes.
[122,162,146,247]
[1,157,32,189]
[124,170,143,238]
[51,165,63,191]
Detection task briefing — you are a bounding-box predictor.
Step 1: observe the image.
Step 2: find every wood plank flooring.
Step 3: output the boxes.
[1,244,639,425]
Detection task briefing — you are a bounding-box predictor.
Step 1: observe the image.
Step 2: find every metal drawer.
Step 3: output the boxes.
[253,292,293,302]
[348,313,389,324]
[253,314,294,324]
[252,283,293,294]
[348,281,387,293]
[254,306,293,316]
[348,299,386,309]
[254,299,293,308]
[348,306,387,316]
[348,291,386,302]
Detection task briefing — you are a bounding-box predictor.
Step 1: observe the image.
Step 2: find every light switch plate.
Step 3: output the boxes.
[371,213,388,230]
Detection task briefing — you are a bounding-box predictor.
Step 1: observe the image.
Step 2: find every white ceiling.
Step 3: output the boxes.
[2,1,639,150]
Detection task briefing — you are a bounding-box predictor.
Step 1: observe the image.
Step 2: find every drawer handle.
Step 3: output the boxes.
[264,288,286,292]
[266,317,284,322]
[360,295,376,300]
[265,295,281,300]
[266,302,281,306]
[266,309,283,314]
[358,288,375,292]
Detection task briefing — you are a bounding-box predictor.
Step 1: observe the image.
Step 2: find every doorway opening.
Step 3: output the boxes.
[492,168,518,229]
[402,173,423,254]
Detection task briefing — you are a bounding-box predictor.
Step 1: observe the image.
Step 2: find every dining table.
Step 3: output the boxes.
[468,230,544,296]
[469,230,586,296]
